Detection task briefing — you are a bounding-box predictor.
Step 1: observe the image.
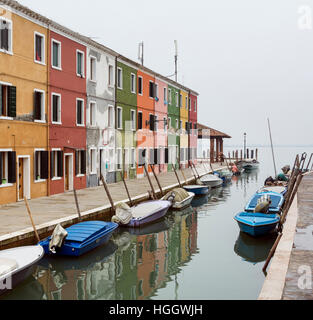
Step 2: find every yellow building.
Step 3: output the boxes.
[0,5,49,204]
[180,89,189,168]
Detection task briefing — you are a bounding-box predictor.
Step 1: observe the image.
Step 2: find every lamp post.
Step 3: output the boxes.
[244,132,247,159]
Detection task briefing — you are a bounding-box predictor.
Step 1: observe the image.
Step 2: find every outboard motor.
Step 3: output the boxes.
[49,224,68,254]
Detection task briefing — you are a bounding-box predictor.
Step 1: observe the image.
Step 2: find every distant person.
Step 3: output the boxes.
[232,164,239,175]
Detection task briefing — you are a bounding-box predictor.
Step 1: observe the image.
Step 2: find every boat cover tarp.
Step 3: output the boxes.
[163,188,190,203]
[112,203,133,225]
[49,224,68,254]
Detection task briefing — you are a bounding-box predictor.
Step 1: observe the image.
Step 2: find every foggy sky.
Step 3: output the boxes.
[15,0,313,146]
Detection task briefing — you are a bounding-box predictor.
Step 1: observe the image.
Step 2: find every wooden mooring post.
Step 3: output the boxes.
[144,164,157,200]
[173,164,182,188]
[119,171,133,206]
[24,198,40,243]
[149,164,164,196]
[100,174,115,214]
[73,189,82,221]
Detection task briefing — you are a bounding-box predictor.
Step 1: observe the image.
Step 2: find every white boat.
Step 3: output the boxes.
[0,246,44,296]
[200,174,223,188]
[171,192,195,210]
[237,160,260,170]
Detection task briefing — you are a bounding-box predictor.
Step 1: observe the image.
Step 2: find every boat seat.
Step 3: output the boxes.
[0,258,18,276]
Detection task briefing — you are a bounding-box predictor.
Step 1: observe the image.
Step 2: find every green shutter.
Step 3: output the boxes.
[8,86,16,118]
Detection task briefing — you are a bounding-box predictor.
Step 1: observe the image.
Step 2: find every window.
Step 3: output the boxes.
[109,148,115,172]
[189,98,191,111]
[52,39,61,69]
[164,117,167,132]
[185,97,188,110]
[117,107,122,129]
[117,68,123,89]
[131,73,136,93]
[90,56,96,81]
[179,94,182,108]
[90,148,97,174]
[138,76,143,95]
[155,84,159,100]
[0,151,16,185]
[149,148,154,165]
[75,150,86,176]
[50,150,63,179]
[176,119,178,129]
[116,149,122,170]
[149,114,154,131]
[149,81,155,98]
[131,148,136,169]
[76,99,84,126]
[0,18,12,53]
[34,33,45,64]
[0,84,16,118]
[108,105,114,128]
[138,111,143,130]
[108,65,114,86]
[168,89,172,105]
[77,50,84,77]
[138,149,146,167]
[52,93,61,124]
[34,90,45,122]
[131,110,136,131]
[154,115,158,132]
[176,92,178,107]
[168,117,171,129]
[89,101,96,127]
[34,150,48,181]
[164,87,167,104]
[194,100,197,112]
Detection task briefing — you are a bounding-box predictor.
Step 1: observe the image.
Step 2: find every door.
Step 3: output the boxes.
[65,155,70,191]
[18,158,24,200]
[100,149,106,182]
[124,149,129,179]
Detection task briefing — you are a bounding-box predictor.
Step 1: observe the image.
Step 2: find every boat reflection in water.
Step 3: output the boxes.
[234,232,276,264]
[3,210,198,300]
[191,195,209,208]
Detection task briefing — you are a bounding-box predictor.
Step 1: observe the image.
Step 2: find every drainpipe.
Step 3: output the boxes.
[47,23,51,197]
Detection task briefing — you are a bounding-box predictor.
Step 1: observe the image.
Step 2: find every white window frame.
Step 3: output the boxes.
[34,32,45,65]
[116,148,122,171]
[117,67,123,89]
[131,109,136,131]
[0,81,13,120]
[108,148,115,172]
[108,64,114,87]
[76,98,85,127]
[108,105,114,129]
[131,148,136,169]
[0,17,13,55]
[76,150,85,177]
[89,148,97,174]
[34,89,46,123]
[168,89,172,105]
[51,39,62,70]
[117,106,123,130]
[130,73,136,94]
[185,96,188,110]
[138,76,143,95]
[51,93,61,125]
[155,84,159,99]
[76,49,85,78]
[89,55,97,82]
[194,100,197,112]
[149,81,154,99]
[179,94,182,108]
[0,149,13,188]
[51,148,62,181]
[176,92,179,107]
[34,148,47,183]
[89,101,96,127]
[138,111,143,131]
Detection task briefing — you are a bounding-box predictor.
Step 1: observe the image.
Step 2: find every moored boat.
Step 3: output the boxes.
[39,221,118,257]
[200,174,223,188]
[0,246,44,296]
[183,185,210,196]
[171,192,195,210]
[244,191,285,214]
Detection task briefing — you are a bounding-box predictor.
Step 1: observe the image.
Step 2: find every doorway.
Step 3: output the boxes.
[17,156,30,201]
[64,154,73,191]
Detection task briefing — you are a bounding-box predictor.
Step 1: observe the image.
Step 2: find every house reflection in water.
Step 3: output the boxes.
[27,211,198,300]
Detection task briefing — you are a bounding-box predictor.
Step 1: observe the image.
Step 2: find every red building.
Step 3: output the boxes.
[49,29,87,195]
[189,92,198,165]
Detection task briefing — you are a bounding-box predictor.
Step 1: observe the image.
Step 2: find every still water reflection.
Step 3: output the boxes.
[3,147,310,300]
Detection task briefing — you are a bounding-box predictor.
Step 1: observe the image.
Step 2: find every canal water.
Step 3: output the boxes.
[2,146,312,300]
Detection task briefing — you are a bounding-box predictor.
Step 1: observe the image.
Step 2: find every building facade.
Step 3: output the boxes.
[180,89,189,169]
[189,91,198,165]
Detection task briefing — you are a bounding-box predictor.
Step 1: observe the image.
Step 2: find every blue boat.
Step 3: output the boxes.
[234,191,284,237]
[234,212,280,237]
[39,221,118,257]
[183,185,210,196]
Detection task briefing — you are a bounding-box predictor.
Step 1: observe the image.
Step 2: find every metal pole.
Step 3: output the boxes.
[267,118,277,178]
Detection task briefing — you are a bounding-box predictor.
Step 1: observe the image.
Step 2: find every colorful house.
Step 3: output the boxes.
[48,28,87,195]
[167,84,180,172]
[116,58,137,181]
[189,91,198,164]
[179,89,189,169]
[0,5,49,204]
[136,69,155,178]
[86,43,117,186]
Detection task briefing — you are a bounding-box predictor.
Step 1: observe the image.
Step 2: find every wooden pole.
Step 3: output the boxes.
[262,232,283,273]
[119,171,133,206]
[268,118,277,178]
[256,148,258,161]
[179,162,187,185]
[191,161,200,179]
[149,164,164,196]
[189,163,197,181]
[73,189,82,221]
[144,164,157,199]
[173,164,182,188]
[24,198,40,243]
[100,174,115,213]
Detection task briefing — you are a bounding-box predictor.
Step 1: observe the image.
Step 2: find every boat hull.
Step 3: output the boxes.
[183,185,210,195]
[200,175,223,188]
[234,212,280,237]
[172,192,195,210]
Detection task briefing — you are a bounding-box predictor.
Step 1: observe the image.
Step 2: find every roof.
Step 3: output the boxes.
[198,123,231,139]
[1,0,199,96]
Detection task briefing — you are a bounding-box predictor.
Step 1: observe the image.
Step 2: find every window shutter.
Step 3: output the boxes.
[40,151,49,180]
[34,92,41,120]
[57,151,63,177]
[8,86,16,118]
[149,114,154,131]
[75,151,79,176]
[138,112,142,130]
[34,151,39,179]
[0,152,3,185]
[81,150,86,174]
[50,151,54,179]
[165,148,169,164]
[8,151,16,183]
[154,149,158,165]
[1,27,9,51]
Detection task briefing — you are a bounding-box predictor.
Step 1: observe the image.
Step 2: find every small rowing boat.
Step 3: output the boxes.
[183,185,210,196]
[200,174,223,188]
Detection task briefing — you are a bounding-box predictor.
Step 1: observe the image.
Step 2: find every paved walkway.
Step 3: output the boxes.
[0,163,225,248]
[259,171,313,300]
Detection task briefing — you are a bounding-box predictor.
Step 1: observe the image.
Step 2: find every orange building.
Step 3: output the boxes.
[0,6,49,204]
